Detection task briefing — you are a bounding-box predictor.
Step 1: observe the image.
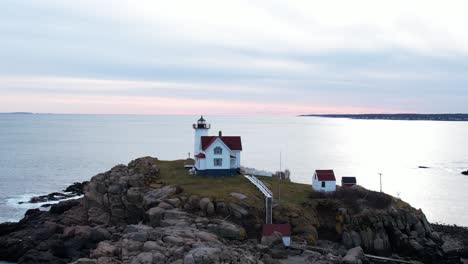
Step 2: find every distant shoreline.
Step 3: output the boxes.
[301,113,468,121]
[0,112,34,115]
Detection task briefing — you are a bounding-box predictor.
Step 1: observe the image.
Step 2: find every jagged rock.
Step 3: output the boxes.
[90,227,111,242]
[410,239,424,252]
[50,199,81,214]
[145,207,165,227]
[87,206,110,225]
[142,241,165,253]
[229,203,249,219]
[373,238,385,254]
[207,219,246,240]
[91,241,118,258]
[70,258,97,264]
[184,247,221,264]
[64,182,89,195]
[214,201,228,215]
[230,192,247,200]
[195,231,220,243]
[165,198,181,208]
[342,246,364,264]
[199,198,211,212]
[163,235,184,244]
[206,202,215,216]
[350,231,361,248]
[83,157,162,225]
[135,252,153,264]
[157,201,174,209]
[342,231,353,249]
[261,231,283,247]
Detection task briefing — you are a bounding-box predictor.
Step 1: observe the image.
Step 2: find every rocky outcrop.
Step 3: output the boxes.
[18,181,88,206]
[0,156,462,264]
[341,246,365,264]
[337,207,444,262]
[84,157,164,225]
[69,224,257,264]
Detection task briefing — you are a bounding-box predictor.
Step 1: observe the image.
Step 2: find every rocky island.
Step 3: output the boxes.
[0,157,466,264]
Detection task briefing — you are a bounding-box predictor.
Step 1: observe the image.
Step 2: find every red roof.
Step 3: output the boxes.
[262,224,291,236]
[201,136,242,151]
[315,170,336,181]
[194,153,205,158]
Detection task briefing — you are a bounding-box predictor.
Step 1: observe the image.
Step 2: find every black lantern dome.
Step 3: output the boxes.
[193,115,210,129]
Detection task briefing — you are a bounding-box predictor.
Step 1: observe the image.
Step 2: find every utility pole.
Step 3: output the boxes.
[277,151,282,204]
[378,173,383,192]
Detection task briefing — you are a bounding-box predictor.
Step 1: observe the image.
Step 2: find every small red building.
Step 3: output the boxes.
[262,224,291,246]
[341,176,357,187]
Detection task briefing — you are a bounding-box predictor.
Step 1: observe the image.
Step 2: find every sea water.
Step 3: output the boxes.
[1,114,467,225]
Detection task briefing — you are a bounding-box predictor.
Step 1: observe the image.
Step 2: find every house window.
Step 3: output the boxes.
[214,158,222,167]
[321,181,326,188]
[214,146,222,155]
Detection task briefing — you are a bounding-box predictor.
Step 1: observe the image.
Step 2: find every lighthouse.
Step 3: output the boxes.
[192,116,242,176]
[193,116,210,156]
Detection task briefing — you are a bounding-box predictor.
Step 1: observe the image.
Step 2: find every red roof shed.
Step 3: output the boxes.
[262,224,291,236]
[315,170,336,181]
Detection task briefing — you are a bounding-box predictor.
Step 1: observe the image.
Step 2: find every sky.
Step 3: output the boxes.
[1,0,468,115]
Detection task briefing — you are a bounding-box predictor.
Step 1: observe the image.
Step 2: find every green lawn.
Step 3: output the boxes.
[151,159,312,208]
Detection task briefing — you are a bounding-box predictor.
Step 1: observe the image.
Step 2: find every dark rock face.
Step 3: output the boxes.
[0,156,461,264]
[0,199,88,263]
[64,181,89,195]
[18,181,88,206]
[83,157,163,225]
[337,207,444,262]
[462,170,468,176]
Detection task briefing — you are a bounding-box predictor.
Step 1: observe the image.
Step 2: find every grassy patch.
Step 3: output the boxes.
[152,159,313,209]
[154,159,265,205]
[256,175,312,206]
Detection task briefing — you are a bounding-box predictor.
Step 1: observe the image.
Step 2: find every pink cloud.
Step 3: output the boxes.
[0,94,396,115]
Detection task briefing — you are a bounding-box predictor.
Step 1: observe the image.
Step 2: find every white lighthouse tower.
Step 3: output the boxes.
[193,116,210,156]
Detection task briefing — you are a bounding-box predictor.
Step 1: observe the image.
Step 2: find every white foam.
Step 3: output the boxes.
[4,193,83,215]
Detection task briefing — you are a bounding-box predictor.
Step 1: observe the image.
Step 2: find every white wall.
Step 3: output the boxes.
[205,139,231,170]
[193,128,209,156]
[196,157,207,170]
[232,150,241,168]
[312,173,336,192]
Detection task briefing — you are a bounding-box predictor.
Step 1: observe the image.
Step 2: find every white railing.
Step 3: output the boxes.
[244,175,273,224]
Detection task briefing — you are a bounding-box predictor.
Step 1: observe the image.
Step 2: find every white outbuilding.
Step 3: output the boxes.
[193,116,242,176]
[312,170,337,192]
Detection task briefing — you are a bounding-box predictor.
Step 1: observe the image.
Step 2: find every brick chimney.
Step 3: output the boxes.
[218,130,222,137]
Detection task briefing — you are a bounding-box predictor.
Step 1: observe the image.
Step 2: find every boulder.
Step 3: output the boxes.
[199,198,211,212]
[50,199,81,214]
[206,202,215,216]
[214,201,228,215]
[261,231,283,247]
[230,192,247,200]
[207,220,246,240]
[342,246,364,264]
[145,207,165,227]
[228,203,249,219]
[91,241,118,258]
[184,247,221,264]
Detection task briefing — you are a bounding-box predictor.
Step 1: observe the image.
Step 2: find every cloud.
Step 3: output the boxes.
[0,0,467,114]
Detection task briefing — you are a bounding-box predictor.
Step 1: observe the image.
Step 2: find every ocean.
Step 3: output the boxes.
[1,114,467,225]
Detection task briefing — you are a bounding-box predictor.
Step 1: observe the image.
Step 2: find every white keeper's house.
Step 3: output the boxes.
[312,170,337,192]
[192,116,242,176]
